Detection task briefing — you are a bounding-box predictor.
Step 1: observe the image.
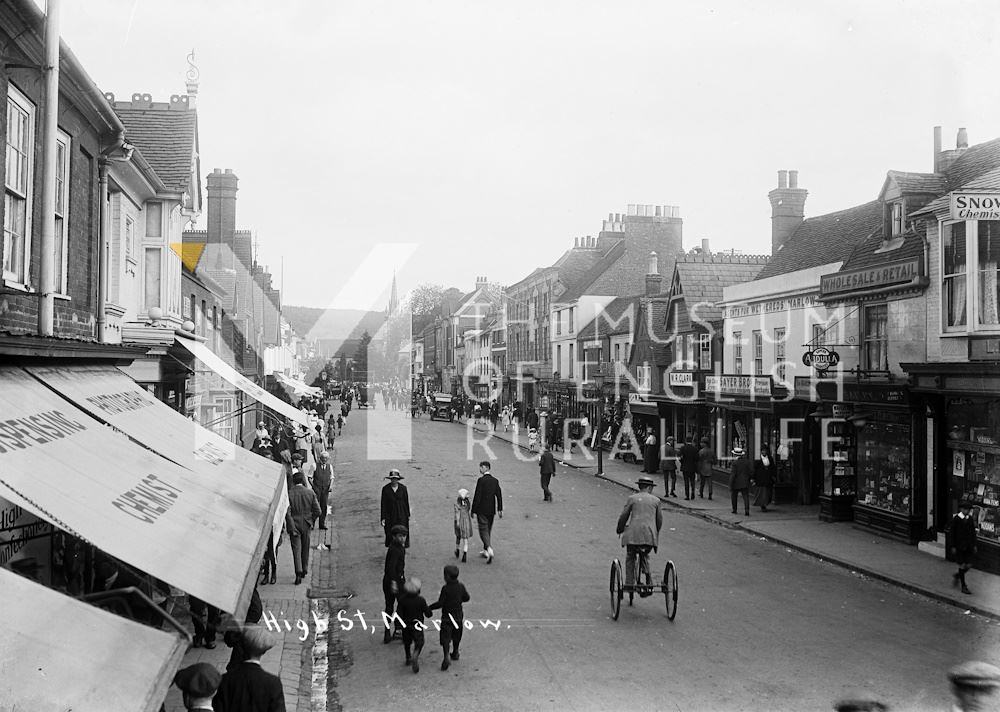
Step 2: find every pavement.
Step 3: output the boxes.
[469,419,1000,622]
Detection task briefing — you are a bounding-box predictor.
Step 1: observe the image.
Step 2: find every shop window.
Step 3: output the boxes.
[856,413,912,515]
[752,331,763,375]
[978,220,1000,326]
[774,327,786,382]
[946,398,1000,543]
[733,331,743,373]
[943,221,968,328]
[698,332,712,370]
[863,304,889,371]
[4,85,34,285]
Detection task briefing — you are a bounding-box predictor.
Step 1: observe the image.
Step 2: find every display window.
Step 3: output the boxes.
[946,397,1000,542]
[856,411,913,515]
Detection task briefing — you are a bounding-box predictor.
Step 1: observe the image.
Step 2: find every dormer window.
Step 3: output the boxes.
[890,202,904,236]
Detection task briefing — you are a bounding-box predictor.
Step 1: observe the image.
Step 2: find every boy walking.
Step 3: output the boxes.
[429,564,471,671]
[397,577,432,673]
[382,525,407,643]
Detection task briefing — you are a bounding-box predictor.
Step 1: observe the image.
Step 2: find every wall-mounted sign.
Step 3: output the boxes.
[705,375,772,398]
[669,371,694,386]
[831,404,853,419]
[802,347,840,373]
[725,295,816,319]
[820,257,922,296]
[951,192,1000,221]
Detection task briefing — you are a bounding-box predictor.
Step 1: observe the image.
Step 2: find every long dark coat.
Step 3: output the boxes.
[380,483,411,547]
[730,457,754,491]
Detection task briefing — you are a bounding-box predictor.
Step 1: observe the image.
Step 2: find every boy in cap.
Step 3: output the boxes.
[616,476,663,595]
[397,577,433,673]
[173,662,221,711]
[948,501,979,594]
[214,625,284,711]
[383,524,408,644]
[429,564,471,671]
[948,660,1000,711]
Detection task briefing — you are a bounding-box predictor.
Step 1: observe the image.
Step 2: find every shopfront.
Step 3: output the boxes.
[661,371,709,444]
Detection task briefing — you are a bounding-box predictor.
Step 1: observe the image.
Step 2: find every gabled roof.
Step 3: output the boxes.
[576,296,640,341]
[115,103,198,194]
[629,297,672,367]
[945,137,1000,190]
[556,241,627,302]
[673,254,769,322]
[836,226,924,274]
[755,200,882,281]
[884,170,947,195]
[913,165,1000,218]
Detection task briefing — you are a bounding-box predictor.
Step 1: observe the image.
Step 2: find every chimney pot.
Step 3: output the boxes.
[701,238,710,254]
[789,170,799,188]
[957,127,969,149]
[574,237,579,248]
[778,170,788,189]
[647,251,658,275]
[934,125,942,156]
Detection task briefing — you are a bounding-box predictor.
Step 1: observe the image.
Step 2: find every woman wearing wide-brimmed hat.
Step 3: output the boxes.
[380,469,411,548]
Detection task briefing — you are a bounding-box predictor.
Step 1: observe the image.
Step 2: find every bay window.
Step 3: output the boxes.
[942,219,1000,331]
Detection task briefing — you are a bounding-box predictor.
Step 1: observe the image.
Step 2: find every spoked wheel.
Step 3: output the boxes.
[664,561,678,621]
[609,560,623,620]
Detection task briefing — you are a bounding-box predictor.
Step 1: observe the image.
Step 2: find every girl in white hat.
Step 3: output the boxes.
[454,488,473,562]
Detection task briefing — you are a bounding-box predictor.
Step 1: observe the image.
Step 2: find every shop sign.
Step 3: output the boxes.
[705,375,772,398]
[725,295,816,319]
[669,371,694,386]
[802,347,840,373]
[950,192,1000,221]
[628,392,650,403]
[819,257,922,296]
[842,384,908,405]
[831,404,853,419]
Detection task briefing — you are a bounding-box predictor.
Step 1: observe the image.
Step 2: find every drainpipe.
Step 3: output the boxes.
[37,0,60,336]
[96,158,110,341]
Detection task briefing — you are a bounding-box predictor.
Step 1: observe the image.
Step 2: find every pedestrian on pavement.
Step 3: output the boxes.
[397,576,432,673]
[661,436,678,497]
[222,587,264,671]
[429,564,471,671]
[188,595,220,649]
[313,451,334,530]
[948,501,979,594]
[753,444,776,512]
[336,412,344,434]
[616,475,663,593]
[381,469,411,548]
[527,408,539,431]
[538,443,556,502]
[286,471,321,585]
[947,660,1000,712]
[471,461,503,564]
[697,438,716,499]
[678,437,699,500]
[382,524,408,644]
[501,406,512,432]
[259,527,278,586]
[173,662,221,711]
[454,487,474,562]
[730,447,753,516]
[641,427,659,474]
[213,626,285,712]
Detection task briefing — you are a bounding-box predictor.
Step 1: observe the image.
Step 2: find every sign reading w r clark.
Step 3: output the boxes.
[820,257,921,297]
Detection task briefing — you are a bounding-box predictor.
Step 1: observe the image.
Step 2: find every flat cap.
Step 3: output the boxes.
[173,663,221,696]
[390,524,409,536]
[948,661,1000,688]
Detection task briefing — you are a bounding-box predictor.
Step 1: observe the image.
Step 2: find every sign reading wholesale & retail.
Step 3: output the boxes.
[820,257,921,296]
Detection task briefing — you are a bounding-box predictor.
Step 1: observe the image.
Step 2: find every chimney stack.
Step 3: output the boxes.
[701,238,711,254]
[476,276,488,289]
[957,127,969,149]
[645,252,663,296]
[206,168,239,248]
[768,169,808,255]
[933,126,942,171]
[935,126,970,174]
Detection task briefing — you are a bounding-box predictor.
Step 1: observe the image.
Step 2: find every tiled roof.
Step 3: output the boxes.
[556,241,627,302]
[913,165,1000,217]
[886,170,947,194]
[755,200,883,280]
[836,226,924,274]
[945,137,1000,191]
[674,255,769,321]
[115,105,197,193]
[646,298,672,365]
[576,296,640,340]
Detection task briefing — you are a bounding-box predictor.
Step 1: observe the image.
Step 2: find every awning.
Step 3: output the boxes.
[276,372,323,397]
[25,364,287,617]
[628,401,659,417]
[174,336,310,428]
[0,567,186,711]
[0,367,271,618]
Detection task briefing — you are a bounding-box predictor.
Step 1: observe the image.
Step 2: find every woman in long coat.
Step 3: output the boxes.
[753,444,777,512]
[641,428,659,474]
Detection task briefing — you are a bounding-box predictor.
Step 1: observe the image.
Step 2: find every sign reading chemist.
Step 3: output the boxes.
[951,192,1000,221]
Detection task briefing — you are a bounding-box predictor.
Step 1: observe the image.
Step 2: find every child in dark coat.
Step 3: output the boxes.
[397,577,432,673]
[428,564,470,671]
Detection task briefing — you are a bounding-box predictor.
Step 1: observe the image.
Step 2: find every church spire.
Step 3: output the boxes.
[388,271,399,316]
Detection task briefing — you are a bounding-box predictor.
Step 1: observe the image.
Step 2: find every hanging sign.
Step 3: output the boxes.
[802,347,840,373]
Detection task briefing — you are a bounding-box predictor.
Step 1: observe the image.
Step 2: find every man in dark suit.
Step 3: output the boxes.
[312,451,334,530]
[678,437,700,501]
[286,472,321,585]
[380,469,411,548]
[538,444,556,502]
[213,625,285,712]
[471,460,503,564]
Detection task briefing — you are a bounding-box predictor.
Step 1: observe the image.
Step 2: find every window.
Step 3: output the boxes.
[144,247,161,310]
[188,294,196,321]
[568,343,574,378]
[752,331,763,375]
[637,365,651,392]
[890,202,904,236]
[53,132,70,294]
[125,215,135,261]
[615,343,621,363]
[145,202,162,238]
[978,221,1000,326]
[4,86,34,284]
[698,332,712,370]
[568,307,574,333]
[685,334,695,367]
[943,221,968,328]
[812,323,825,346]
[556,310,562,336]
[863,304,888,371]
[556,345,562,374]
[625,342,630,363]
[774,327,787,382]
[733,331,743,373]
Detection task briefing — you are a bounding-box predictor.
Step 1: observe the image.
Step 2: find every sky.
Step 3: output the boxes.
[54,0,1000,312]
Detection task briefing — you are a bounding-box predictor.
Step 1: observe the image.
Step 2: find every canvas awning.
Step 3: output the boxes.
[25,364,287,617]
[628,401,659,417]
[0,366,272,618]
[173,336,310,428]
[0,567,186,711]
[276,371,323,397]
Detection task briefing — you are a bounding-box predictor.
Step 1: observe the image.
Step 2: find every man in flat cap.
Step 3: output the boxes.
[213,625,285,712]
[173,662,221,711]
[948,660,1000,712]
[616,475,662,595]
[380,469,411,548]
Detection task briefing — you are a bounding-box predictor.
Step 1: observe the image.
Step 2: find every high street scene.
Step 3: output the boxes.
[1,1,1000,711]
